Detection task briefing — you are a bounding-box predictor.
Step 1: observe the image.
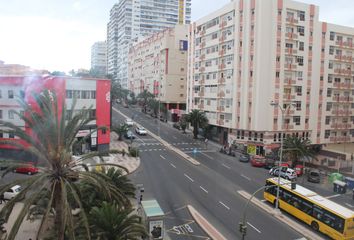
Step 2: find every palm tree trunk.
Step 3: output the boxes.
[193,123,198,139]
[54,183,65,240]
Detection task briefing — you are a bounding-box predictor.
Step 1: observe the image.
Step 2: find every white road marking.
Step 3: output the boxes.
[261,199,266,202]
[184,174,194,182]
[170,163,176,168]
[199,186,208,193]
[219,201,230,210]
[160,155,166,159]
[201,152,213,159]
[247,222,261,233]
[222,163,231,169]
[241,174,251,181]
[345,203,354,208]
[325,194,341,199]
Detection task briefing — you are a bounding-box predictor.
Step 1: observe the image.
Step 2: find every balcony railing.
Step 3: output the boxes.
[286,17,299,24]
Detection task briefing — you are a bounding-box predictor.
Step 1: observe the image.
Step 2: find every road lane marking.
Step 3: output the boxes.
[170,163,176,168]
[325,194,341,199]
[247,222,261,233]
[241,174,251,181]
[201,152,213,159]
[184,174,194,182]
[345,203,354,208]
[261,199,266,202]
[160,155,166,159]
[222,163,230,169]
[218,201,230,210]
[199,186,208,193]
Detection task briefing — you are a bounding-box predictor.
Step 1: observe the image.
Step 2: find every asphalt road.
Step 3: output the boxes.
[113,105,303,240]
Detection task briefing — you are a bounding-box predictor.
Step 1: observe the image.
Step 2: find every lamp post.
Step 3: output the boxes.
[270,101,296,212]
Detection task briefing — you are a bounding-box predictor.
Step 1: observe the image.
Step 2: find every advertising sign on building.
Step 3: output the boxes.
[179,40,188,51]
[247,145,256,155]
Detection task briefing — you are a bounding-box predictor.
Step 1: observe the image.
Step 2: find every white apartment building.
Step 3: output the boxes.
[187,0,354,155]
[91,41,107,77]
[107,0,191,88]
[128,25,188,114]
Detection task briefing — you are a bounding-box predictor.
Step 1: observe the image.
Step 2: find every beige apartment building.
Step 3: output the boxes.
[187,0,354,156]
[128,25,189,116]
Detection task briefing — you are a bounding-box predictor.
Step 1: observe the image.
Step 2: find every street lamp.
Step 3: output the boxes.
[270,101,296,212]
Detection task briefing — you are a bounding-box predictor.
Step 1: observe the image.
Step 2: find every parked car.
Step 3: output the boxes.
[125,118,134,126]
[307,169,321,183]
[250,156,266,167]
[239,154,250,163]
[135,126,147,135]
[269,166,297,181]
[124,130,136,139]
[3,185,21,200]
[14,162,39,175]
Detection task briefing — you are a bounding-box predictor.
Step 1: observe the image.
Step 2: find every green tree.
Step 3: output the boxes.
[283,136,316,167]
[137,90,154,113]
[148,99,159,117]
[179,116,188,134]
[112,124,129,141]
[186,110,208,139]
[89,202,147,240]
[0,90,127,240]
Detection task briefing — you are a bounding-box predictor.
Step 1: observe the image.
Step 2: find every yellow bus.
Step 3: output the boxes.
[264,177,354,240]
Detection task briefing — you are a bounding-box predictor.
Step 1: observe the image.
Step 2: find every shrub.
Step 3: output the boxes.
[129,147,139,157]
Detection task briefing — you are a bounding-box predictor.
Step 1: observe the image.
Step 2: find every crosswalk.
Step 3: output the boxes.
[138,142,202,146]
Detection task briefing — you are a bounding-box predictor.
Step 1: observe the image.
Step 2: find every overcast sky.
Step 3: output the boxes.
[0,0,354,72]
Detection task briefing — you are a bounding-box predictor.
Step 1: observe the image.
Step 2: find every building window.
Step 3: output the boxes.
[330,32,335,41]
[66,90,73,99]
[91,91,96,99]
[102,128,106,134]
[81,90,91,99]
[293,116,300,125]
[327,89,332,97]
[297,26,304,36]
[8,132,15,138]
[8,90,14,99]
[276,72,280,78]
[325,130,330,138]
[325,116,330,125]
[0,132,2,138]
[254,132,258,141]
[326,102,332,111]
[296,56,304,66]
[298,11,305,21]
[295,101,301,110]
[0,110,2,119]
[0,90,2,98]
[299,42,304,51]
[8,110,14,119]
[295,86,302,96]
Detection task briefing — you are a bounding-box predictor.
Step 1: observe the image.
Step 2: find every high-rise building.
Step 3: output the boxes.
[128,25,188,117]
[91,41,107,77]
[107,0,191,88]
[187,0,354,155]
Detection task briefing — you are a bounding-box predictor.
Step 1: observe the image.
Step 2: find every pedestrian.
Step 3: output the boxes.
[122,148,126,157]
[204,138,208,148]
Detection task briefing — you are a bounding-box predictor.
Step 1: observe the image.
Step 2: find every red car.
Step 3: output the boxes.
[14,163,39,175]
[250,156,266,167]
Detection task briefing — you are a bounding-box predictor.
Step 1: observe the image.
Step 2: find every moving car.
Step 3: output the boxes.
[250,156,266,167]
[307,169,320,183]
[239,154,250,163]
[3,185,21,200]
[294,164,304,176]
[269,166,297,181]
[14,162,39,175]
[125,118,134,126]
[124,130,136,139]
[135,126,147,135]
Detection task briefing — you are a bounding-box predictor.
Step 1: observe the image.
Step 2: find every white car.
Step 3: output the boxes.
[125,118,134,126]
[3,185,21,200]
[135,126,147,135]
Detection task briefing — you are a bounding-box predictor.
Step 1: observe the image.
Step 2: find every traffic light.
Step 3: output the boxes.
[238,222,247,236]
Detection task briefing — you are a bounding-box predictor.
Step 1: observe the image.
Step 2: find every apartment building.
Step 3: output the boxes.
[91,41,107,77]
[187,0,354,155]
[0,76,111,160]
[107,0,191,88]
[128,25,188,114]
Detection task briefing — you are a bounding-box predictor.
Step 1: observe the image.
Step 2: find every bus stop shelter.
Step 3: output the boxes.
[141,200,165,239]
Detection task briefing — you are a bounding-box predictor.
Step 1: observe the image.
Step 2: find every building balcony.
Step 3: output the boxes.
[286,17,298,24]
[284,124,294,129]
[219,20,227,28]
[330,136,351,142]
[200,30,206,36]
[285,32,298,39]
[219,49,225,56]
[198,104,204,109]
[200,42,206,48]
[218,63,226,70]
[219,36,226,42]
[284,64,297,70]
[218,78,225,84]
[343,41,353,48]
[200,67,205,72]
[283,94,296,100]
[198,91,204,97]
[334,68,352,75]
[217,119,225,125]
[217,106,225,112]
[332,96,353,102]
[333,82,351,89]
[284,78,296,85]
[285,48,297,55]
[199,54,205,60]
[217,91,225,97]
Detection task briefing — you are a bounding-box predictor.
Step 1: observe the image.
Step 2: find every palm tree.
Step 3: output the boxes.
[186,110,208,139]
[89,202,147,240]
[113,124,129,141]
[283,136,316,167]
[137,90,154,113]
[0,89,128,240]
[179,116,188,134]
